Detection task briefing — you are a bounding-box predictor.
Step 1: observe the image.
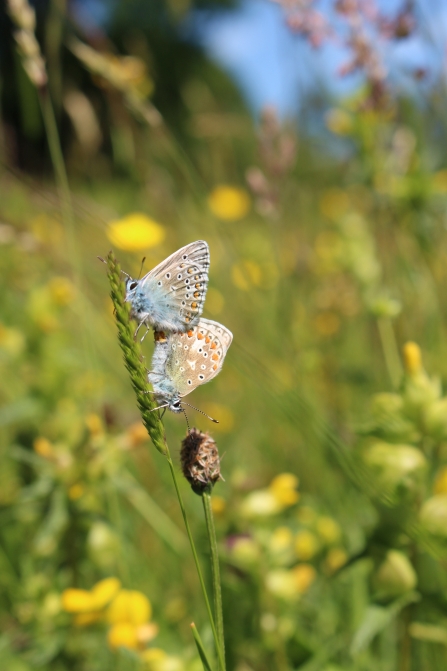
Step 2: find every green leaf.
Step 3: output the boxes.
[191,622,214,671]
[350,591,419,655]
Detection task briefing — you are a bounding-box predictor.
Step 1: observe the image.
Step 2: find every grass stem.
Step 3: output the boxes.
[202,490,225,669]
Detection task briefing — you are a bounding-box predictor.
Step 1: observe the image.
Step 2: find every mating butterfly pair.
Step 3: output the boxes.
[123,241,232,418]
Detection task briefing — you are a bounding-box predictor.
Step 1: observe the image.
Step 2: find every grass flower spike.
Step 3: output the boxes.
[106,251,167,455]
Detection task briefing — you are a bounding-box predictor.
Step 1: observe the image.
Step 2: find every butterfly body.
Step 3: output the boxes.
[125,241,210,333]
[148,318,233,414]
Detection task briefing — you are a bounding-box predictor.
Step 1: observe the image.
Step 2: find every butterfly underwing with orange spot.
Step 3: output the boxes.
[148,318,233,414]
[124,241,210,333]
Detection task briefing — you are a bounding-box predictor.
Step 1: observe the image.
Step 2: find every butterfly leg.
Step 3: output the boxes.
[140,325,151,343]
[134,321,143,340]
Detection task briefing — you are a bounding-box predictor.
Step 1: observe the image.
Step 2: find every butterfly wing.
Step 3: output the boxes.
[135,241,210,331]
[165,318,233,398]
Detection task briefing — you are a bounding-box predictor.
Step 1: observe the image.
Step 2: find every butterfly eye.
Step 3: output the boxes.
[129,281,137,290]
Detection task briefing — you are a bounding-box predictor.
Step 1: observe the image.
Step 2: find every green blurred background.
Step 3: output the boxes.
[3,0,447,669]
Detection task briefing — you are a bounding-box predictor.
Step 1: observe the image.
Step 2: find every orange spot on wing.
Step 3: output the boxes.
[210,342,217,349]
[213,364,218,371]
[197,332,204,340]
[212,353,219,361]
[205,336,211,343]
[191,302,198,309]
[187,330,194,337]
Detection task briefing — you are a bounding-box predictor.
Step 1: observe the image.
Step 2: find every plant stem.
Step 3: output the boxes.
[166,454,224,671]
[38,87,81,282]
[202,490,225,668]
[377,317,403,389]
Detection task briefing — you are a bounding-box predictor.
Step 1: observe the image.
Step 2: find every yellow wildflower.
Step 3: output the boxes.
[107,213,165,251]
[324,547,348,574]
[91,578,122,609]
[68,483,84,500]
[107,589,152,626]
[85,413,103,436]
[316,517,341,544]
[48,277,75,306]
[208,185,250,221]
[108,622,139,650]
[295,530,319,560]
[269,473,300,506]
[62,589,96,613]
[403,341,422,374]
[291,564,317,594]
[33,437,54,459]
[240,490,282,518]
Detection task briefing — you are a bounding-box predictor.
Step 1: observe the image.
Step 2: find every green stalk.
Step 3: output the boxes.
[106,253,224,670]
[38,88,81,281]
[202,490,225,668]
[191,623,213,671]
[166,456,225,671]
[377,317,403,389]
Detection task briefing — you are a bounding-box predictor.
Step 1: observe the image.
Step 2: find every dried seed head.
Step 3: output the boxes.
[181,428,222,495]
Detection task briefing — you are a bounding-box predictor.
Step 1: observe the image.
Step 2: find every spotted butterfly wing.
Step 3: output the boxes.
[165,319,233,397]
[125,241,210,332]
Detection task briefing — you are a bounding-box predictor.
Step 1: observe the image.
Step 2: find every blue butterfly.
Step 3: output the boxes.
[148,318,233,416]
[124,241,210,334]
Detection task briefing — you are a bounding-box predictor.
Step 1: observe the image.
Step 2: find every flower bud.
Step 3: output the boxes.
[363,442,427,501]
[423,398,447,441]
[373,549,417,599]
[368,393,418,443]
[180,429,222,495]
[401,342,440,422]
[419,495,447,538]
[87,522,120,570]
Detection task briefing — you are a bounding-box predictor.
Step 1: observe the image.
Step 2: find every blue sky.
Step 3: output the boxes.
[187,0,446,118]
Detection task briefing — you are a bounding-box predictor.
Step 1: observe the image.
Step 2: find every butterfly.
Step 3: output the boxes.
[148,318,233,417]
[124,241,210,334]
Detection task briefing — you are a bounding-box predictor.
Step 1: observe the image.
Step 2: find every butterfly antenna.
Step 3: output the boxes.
[181,402,219,423]
[181,407,191,433]
[138,257,146,280]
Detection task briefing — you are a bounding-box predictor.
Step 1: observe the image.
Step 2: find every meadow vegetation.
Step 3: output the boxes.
[2,1,447,669]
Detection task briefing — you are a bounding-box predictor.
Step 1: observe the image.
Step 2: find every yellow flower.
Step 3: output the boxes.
[48,277,75,306]
[107,589,152,626]
[291,564,317,593]
[108,622,139,650]
[269,527,293,552]
[208,185,250,221]
[33,437,54,459]
[62,578,121,616]
[295,530,319,560]
[85,413,104,436]
[316,517,341,544]
[402,341,422,374]
[68,483,84,500]
[91,578,122,609]
[62,589,96,613]
[240,490,282,518]
[266,564,317,601]
[107,213,165,251]
[269,473,300,507]
[324,547,348,574]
